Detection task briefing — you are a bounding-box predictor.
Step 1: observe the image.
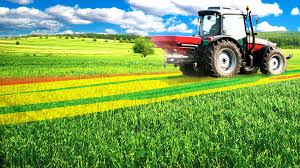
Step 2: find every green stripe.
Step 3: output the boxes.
[0,75,264,114]
[1,69,300,115]
[0,75,183,96]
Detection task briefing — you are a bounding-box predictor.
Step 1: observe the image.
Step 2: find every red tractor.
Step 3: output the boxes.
[152,6,291,77]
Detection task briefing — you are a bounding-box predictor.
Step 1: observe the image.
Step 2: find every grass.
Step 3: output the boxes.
[0,37,176,78]
[0,79,300,167]
[0,37,300,167]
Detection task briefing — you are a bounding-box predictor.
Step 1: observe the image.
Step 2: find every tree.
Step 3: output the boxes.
[16,41,20,45]
[133,37,155,57]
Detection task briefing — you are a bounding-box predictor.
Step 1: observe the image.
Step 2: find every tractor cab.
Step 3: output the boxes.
[197,7,246,43]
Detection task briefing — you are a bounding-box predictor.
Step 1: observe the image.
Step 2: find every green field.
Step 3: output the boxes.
[0,37,300,167]
[0,37,176,78]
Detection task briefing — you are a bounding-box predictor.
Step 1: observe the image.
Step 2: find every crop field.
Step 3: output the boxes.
[0,37,300,167]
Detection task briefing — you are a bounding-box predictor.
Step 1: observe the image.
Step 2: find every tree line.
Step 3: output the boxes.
[257,32,300,49]
[10,31,300,49]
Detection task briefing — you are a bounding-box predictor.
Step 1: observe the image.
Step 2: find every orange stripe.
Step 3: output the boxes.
[0,71,178,86]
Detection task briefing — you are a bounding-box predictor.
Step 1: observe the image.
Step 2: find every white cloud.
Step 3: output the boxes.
[6,0,33,5]
[46,5,166,35]
[10,7,51,19]
[291,7,300,15]
[61,30,74,34]
[127,0,187,16]
[126,0,283,17]
[0,7,62,34]
[298,28,300,32]
[126,29,148,36]
[192,18,199,25]
[105,29,117,34]
[167,23,192,33]
[256,21,287,32]
[46,5,92,24]
[0,7,10,15]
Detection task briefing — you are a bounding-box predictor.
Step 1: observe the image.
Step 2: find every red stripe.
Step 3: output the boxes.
[0,72,178,86]
[271,74,300,80]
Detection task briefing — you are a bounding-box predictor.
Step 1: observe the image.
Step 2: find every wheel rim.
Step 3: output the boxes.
[216,48,237,74]
[269,54,283,74]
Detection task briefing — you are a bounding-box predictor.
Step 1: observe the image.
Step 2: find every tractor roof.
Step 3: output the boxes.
[198,6,244,16]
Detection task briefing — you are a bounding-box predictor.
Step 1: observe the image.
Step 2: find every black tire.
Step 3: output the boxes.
[180,63,204,76]
[240,66,259,74]
[260,48,287,75]
[204,40,242,77]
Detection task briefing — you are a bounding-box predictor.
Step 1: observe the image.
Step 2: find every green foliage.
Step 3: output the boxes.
[15,41,20,45]
[0,37,174,78]
[65,36,69,39]
[257,32,300,49]
[39,36,42,39]
[133,37,155,57]
[45,36,48,39]
[93,38,97,41]
[1,79,300,167]
[70,36,75,39]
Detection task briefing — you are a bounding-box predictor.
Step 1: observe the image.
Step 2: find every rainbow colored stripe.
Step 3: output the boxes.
[1,70,300,125]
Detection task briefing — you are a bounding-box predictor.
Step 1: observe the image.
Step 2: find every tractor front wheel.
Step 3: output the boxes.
[260,48,287,75]
[204,40,242,77]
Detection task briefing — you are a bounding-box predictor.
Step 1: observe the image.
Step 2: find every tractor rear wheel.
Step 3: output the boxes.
[204,40,242,77]
[240,66,259,74]
[260,48,287,75]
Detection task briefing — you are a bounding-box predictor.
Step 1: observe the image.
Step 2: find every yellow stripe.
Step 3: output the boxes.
[0,76,211,107]
[1,74,299,125]
[0,73,180,95]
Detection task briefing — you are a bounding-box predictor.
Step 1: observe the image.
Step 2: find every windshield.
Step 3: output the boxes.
[199,14,221,37]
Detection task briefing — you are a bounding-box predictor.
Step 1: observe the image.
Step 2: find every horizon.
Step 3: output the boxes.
[0,0,299,36]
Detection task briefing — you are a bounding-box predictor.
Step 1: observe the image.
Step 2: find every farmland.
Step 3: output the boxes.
[0,37,300,167]
[0,37,176,78]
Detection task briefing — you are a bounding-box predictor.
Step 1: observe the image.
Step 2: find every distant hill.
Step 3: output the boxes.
[257,32,300,49]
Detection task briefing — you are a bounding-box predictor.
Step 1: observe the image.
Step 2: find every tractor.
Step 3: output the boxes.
[151,6,292,77]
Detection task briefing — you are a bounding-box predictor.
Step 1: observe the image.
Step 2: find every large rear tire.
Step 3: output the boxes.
[260,48,287,75]
[204,40,242,77]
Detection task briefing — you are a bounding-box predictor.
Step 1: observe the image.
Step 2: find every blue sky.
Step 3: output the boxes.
[0,0,299,36]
